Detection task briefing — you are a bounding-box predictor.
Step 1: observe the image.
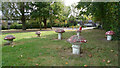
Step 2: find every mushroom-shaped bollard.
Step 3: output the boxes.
[36,31,41,37]
[77,26,82,36]
[67,35,87,55]
[105,31,115,40]
[55,29,65,40]
[4,35,15,45]
[77,30,81,36]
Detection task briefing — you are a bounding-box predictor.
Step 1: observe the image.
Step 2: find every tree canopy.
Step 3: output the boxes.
[76,2,119,40]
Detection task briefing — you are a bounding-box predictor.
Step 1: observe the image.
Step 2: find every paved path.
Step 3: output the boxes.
[2,29,52,33]
[2,27,96,33]
[52,27,96,30]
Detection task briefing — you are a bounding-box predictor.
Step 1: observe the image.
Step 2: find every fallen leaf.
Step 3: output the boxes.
[115,54,118,56]
[88,54,92,58]
[84,65,87,67]
[27,57,31,60]
[107,60,111,64]
[12,45,14,47]
[110,50,114,52]
[61,56,64,59]
[65,62,68,64]
[35,64,39,66]
[20,55,23,57]
[103,59,105,62]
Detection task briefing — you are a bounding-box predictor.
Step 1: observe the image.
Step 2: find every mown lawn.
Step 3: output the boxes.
[2,29,118,66]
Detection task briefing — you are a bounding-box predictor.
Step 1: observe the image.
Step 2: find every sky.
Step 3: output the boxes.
[0,0,81,18]
[0,11,2,18]
[63,0,81,17]
[64,0,80,6]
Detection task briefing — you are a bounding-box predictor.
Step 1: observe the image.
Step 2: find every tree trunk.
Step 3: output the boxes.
[20,2,26,30]
[39,17,42,30]
[43,18,47,29]
[50,18,52,29]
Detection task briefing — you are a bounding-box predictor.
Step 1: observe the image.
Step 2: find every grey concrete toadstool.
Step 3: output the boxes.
[105,31,115,40]
[67,35,87,54]
[77,30,81,36]
[55,29,65,40]
[4,35,15,45]
[36,31,41,37]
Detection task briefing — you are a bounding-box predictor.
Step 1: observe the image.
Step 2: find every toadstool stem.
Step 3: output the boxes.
[7,39,13,44]
[58,33,62,40]
[72,44,80,54]
[77,32,80,36]
[37,34,40,37]
[107,35,112,40]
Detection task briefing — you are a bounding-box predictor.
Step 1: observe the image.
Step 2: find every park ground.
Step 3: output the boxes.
[2,29,118,66]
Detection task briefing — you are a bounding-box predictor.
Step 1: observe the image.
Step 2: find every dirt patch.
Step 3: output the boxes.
[57,47,90,58]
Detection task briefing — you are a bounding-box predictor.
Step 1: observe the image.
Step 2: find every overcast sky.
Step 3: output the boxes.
[64,0,80,6]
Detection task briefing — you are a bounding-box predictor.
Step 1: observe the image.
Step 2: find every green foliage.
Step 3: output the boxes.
[76,2,119,40]
[30,2,65,29]
[2,22,8,30]
[2,2,31,30]
[31,2,50,18]
[2,26,6,30]
[10,23,22,29]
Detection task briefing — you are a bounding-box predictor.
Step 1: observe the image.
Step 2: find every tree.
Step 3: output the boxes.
[76,2,119,40]
[2,2,31,30]
[31,2,64,29]
[30,2,50,29]
[49,2,65,28]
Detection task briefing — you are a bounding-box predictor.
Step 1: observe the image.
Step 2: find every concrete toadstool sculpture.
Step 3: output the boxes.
[36,31,41,37]
[55,29,65,40]
[77,26,82,36]
[67,35,87,55]
[4,35,15,45]
[105,31,115,40]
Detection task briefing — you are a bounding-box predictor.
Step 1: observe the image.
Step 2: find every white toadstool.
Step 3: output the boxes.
[105,31,115,40]
[55,29,65,40]
[67,35,87,55]
[36,31,41,37]
[77,26,82,36]
[4,35,15,45]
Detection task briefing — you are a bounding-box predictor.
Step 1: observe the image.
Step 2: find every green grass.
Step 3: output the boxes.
[2,29,118,66]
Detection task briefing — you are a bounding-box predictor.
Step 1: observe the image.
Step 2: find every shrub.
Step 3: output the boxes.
[10,23,22,29]
[2,25,7,30]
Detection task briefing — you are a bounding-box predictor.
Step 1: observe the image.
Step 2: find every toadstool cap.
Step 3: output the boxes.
[4,35,15,40]
[55,29,65,33]
[67,35,87,45]
[79,26,82,30]
[36,31,41,34]
[105,31,115,35]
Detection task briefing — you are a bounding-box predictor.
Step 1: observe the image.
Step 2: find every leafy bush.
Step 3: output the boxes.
[10,23,22,29]
[2,22,8,30]
[2,25,7,30]
[47,23,51,28]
